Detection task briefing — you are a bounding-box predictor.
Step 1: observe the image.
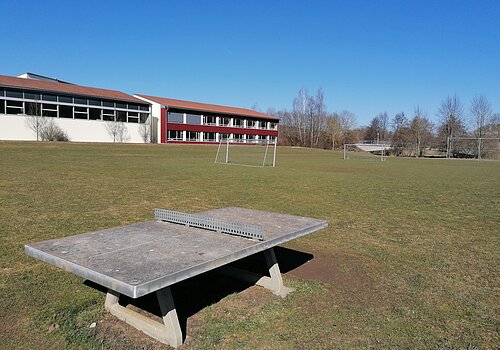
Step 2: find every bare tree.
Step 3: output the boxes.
[139,122,151,143]
[24,98,46,141]
[437,95,465,158]
[329,110,356,149]
[105,121,130,143]
[291,88,309,146]
[309,88,328,148]
[470,95,492,159]
[379,112,389,142]
[410,106,434,157]
[40,119,69,141]
[391,112,410,156]
[490,113,500,138]
[365,115,381,142]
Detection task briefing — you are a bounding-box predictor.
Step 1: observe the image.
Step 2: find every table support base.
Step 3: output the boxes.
[220,247,293,297]
[104,287,183,348]
[104,247,291,347]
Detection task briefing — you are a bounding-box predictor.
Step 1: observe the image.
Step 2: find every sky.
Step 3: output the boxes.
[0,0,498,126]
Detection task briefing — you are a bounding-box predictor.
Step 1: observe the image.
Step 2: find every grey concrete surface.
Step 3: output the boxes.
[25,207,328,298]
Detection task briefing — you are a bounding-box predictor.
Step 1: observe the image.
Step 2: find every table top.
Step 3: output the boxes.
[25,207,328,298]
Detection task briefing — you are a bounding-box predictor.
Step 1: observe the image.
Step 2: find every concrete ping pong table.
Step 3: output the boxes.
[25,207,328,348]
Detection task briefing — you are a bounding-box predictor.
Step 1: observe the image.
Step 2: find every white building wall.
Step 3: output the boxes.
[0,114,145,143]
[134,95,161,143]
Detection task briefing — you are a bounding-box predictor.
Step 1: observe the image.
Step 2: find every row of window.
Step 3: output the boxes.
[0,99,149,123]
[167,111,277,129]
[0,87,149,111]
[167,130,276,142]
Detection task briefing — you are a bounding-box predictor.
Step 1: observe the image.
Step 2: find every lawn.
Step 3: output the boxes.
[0,141,498,349]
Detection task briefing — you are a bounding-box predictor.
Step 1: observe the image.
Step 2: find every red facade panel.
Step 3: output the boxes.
[160,107,167,143]
[166,123,278,137]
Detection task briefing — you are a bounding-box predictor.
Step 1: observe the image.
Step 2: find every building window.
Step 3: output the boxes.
[269,122,277,130]
[168,112,183,123]
[25,102,41,116]
[116,102,126,109]
[89,99,101,106]
[0,99,5,114]
[128,111,139,123]
[59,95,73,103]
[260,121,268,129]
[167,130,182,140]
[0,88,4,97]
[116,110,126,122]
[6,100,23,114]
[220,133,230,140]
[186,131,199,141]
[220,117,230,126]
[247,120,256,128]
[74,106,88,119]
[42,103,57,117]
[43,94,57,102]
[5,89,23,98]
[102,109,114,121]
[24,92,41,100]
[128,103,139,110]
[203,115,216,125]
[89,108,101,120]
[186,113,201,124]
[139,105,149,111]
[59,105,73,118]
[204,132,216,141]
[74,97,87,105]
[233,118,243,127]
[102,100,114,108]
[140,113,149,123]
[234,134,244,141]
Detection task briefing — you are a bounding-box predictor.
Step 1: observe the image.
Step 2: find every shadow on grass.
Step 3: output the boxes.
[84,246,313,341]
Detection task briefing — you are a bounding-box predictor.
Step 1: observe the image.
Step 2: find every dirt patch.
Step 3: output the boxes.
[96,312,169,350]
[285,248,384,306]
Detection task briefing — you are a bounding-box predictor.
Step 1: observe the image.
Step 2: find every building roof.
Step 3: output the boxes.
[136,94,279,120]
[0,74,146,104]
[17,72,72,84]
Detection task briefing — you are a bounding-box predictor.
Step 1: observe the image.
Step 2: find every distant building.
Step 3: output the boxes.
[135,95,278,144]
[0,73,279,144]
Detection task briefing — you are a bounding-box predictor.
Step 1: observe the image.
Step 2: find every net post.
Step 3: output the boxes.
[215,140,222,163]
[272,139,277,167]
[262,141,269,167]
[225,138,229,164]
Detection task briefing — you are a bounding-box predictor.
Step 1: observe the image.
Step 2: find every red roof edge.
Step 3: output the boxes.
[136,94,279,121]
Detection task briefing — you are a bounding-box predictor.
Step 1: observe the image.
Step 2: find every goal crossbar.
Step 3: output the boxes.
[214,139,277,168]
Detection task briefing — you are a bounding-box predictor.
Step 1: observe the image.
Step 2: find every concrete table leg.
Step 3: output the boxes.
[263,247,293,297]
[219,247,293,298]
[104,287,183,348]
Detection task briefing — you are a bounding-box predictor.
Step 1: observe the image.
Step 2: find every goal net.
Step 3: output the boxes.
[343,143,388,161]
[447,137,500,159]
[214,139,277,167]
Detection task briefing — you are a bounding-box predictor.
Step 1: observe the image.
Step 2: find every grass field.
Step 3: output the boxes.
[0,141,499,350]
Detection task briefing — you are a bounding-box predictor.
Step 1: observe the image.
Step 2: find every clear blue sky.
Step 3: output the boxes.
[1,0,498,126]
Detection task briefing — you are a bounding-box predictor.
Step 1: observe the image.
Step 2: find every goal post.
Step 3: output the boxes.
[343,143,388,161]
[214,138,277,167]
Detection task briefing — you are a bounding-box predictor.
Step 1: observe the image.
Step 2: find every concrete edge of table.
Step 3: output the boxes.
[25,220,328,299]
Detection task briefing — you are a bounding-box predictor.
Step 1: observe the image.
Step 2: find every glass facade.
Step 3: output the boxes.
[165,109,278,143]
[0,87,150,123]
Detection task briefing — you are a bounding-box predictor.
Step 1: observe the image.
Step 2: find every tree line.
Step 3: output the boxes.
[267,89,499,159]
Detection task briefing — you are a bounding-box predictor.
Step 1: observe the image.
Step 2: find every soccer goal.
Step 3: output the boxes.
[214,139,277,167]
[343,143,389,161]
